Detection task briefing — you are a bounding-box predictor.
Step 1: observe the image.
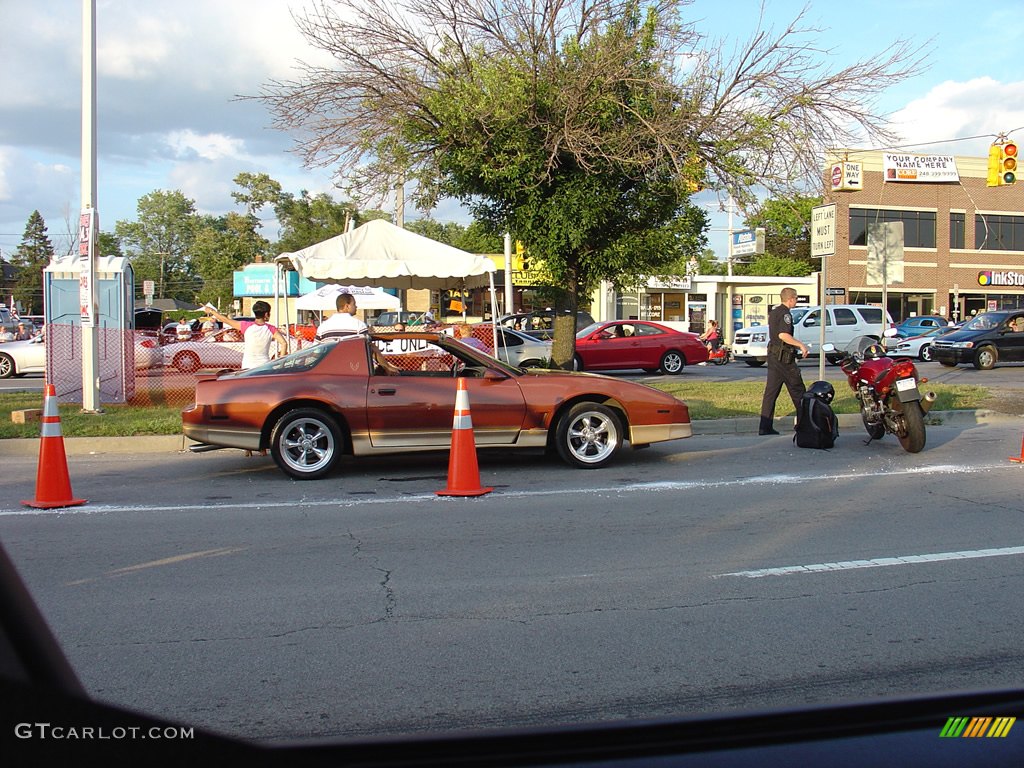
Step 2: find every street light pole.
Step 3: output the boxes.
[80,0,101,413]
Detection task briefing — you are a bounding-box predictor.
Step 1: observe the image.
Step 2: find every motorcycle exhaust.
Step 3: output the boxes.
[920,390,938,414]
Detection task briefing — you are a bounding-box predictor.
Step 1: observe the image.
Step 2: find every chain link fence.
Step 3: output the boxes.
[32,323,549,408]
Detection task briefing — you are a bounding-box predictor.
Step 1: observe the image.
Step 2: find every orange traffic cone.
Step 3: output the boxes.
[22,384,86,509]
[437,378,493,497]
[1011,432,1024,464]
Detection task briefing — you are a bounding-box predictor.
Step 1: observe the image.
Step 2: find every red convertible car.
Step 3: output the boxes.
[574,320,709,374]
[182,332,692,479]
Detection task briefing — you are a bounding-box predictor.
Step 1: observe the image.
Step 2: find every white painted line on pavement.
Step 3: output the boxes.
[0,461,1014,517]
[717,546,1024,578]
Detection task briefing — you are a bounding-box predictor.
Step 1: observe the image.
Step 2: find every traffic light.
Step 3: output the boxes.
[1001,141,1018,185]
[988,143,1003,187]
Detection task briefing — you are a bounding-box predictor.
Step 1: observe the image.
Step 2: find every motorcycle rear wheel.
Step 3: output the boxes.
[897,400,926,454]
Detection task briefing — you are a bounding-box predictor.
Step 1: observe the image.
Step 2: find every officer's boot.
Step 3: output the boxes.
[758,416,779,436]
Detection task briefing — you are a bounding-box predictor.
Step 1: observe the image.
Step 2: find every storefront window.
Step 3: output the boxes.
[975,213,1024,251]
[949,212,965,249]
[849,208,936,248]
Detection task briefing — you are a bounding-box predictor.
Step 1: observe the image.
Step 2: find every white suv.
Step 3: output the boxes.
[732,305,893,367]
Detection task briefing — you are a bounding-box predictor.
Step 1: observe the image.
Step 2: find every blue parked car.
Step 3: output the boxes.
[893,315,948,337]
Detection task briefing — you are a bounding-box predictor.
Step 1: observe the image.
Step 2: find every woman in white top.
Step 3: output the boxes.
[204,301,287,369]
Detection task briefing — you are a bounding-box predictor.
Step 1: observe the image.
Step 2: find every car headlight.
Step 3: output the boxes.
[950,341,974,349]
[752,332,767,343]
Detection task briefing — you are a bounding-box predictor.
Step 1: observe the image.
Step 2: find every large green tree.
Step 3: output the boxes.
[739,194,822,275]
[115,190,200,300]
[259,0,923,364]
[11,210,55,314]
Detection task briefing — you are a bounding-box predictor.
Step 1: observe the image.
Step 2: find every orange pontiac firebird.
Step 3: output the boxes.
[182,332,692,480]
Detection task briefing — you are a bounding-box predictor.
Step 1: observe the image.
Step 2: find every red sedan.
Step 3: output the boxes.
[182,331,693,479]
[574,320,709,374]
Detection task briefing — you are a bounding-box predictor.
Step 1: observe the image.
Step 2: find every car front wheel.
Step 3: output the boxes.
[173,350,201,373]
[270,408,342,480]
[555,402,622,469]
[974,346,997,370]
[919,345,932,362]
[0,353,13,379]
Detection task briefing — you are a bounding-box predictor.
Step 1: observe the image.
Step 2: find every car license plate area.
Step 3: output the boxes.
[895,377,920,402]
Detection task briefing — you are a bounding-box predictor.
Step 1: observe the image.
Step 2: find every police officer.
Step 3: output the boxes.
[759,287,810,435]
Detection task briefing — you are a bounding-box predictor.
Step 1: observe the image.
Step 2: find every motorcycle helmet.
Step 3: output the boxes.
[861,343,886,360]
[807,380,835,404]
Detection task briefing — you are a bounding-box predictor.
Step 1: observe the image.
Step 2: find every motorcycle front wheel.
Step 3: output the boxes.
[897,400,927,454]
[861,407,885,440]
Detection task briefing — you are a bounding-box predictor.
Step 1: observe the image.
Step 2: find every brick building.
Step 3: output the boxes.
[823,149,1024,322]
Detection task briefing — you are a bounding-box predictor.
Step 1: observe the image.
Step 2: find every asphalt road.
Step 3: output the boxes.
[1,415,1023,744]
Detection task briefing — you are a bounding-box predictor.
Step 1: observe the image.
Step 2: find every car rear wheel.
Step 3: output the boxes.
[555,402,622,469]
[974,346,997,370]
[571,354,584,372]
[270,408,342,480]
[659,350,685,375]
[172,350,201,373]
[0,353,14,379]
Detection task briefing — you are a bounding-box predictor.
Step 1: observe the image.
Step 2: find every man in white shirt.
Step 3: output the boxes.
[315,293,367,342]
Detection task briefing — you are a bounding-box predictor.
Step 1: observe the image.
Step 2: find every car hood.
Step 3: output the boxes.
[735,325,768,334]
[933,329,983,343]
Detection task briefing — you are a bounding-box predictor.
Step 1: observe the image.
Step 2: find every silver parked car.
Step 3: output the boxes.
[479,325,552,368]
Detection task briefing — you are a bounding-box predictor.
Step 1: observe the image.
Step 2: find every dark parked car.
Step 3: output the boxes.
[930,310,1024,369]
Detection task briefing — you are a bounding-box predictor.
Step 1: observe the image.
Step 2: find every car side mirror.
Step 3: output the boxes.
[804,318,816,327]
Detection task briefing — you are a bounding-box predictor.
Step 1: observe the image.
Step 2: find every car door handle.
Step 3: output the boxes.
[376,387,397,396]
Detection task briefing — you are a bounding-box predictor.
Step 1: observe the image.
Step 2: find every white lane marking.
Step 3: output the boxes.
[0,462,1011,517]
[717,546,1024,578]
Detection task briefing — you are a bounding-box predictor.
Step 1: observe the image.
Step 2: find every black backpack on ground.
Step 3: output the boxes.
[794,386,839,449]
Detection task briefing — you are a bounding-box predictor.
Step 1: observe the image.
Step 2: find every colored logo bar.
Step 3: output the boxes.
[940,716,1016,738]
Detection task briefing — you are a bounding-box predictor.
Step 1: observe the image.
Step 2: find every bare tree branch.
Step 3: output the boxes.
[256,0,928,214]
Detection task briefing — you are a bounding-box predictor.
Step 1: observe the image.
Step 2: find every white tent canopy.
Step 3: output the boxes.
[277,219,497,291]
[294,284,400,312]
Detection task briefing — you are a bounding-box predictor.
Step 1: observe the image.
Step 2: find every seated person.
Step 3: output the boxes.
[699,320,721,350]
[456,324,488,351]
[1011,317,1024,333]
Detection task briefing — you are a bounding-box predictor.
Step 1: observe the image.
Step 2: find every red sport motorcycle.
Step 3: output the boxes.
[825,341,937,453]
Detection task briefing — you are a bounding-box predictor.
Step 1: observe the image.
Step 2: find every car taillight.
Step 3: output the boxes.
[141,339,156,348]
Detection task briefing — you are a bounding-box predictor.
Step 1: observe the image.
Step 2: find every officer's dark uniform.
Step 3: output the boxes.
[758,302,807,434]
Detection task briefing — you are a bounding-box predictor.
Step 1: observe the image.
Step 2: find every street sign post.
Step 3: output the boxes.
[811,204,837,381]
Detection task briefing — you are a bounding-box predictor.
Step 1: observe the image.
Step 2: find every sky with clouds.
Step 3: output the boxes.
[1,0,1022,259]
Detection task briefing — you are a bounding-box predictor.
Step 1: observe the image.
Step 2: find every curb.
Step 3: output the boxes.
[691,409,1021,436]
[0,411,1019,456]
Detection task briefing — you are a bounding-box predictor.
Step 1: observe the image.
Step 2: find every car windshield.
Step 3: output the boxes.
[962,312,1006,331]
[234,340,334,376]
[790,308,809,324]
[576,322,604,338]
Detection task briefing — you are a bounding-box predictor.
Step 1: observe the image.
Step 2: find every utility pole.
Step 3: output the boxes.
[80,0,101,413]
